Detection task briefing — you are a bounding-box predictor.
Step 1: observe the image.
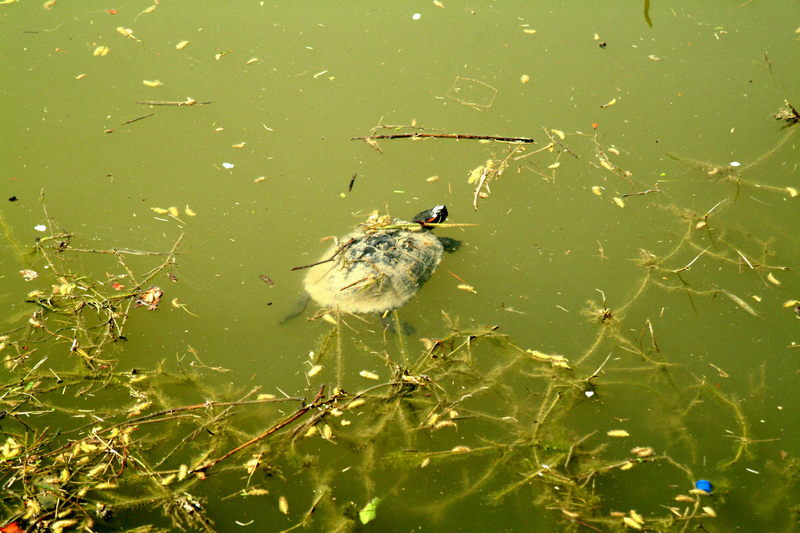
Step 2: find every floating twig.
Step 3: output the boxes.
[121,113,154,125]
[351,132,534,143]
[136,98,212,106]
[60,246,180,256]
[620,188,660,198]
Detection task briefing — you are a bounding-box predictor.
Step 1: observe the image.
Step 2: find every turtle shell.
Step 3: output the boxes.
[303,217,444,313]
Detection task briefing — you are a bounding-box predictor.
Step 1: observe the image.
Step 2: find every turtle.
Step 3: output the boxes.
[302,205,451,314]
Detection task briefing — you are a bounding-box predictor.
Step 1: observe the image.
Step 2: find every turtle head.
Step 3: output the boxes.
[412,205,448,228]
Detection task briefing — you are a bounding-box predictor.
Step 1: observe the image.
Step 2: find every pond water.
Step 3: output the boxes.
[1,1,799,532]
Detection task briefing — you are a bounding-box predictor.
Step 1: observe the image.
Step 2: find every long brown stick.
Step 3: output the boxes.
[351,133,534,143]
[192,386,326,473]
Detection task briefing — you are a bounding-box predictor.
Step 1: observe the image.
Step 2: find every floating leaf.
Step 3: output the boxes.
[467,164,485,185]
[135,4,156,19]
[347,398,366,409]
[359,497,380,524]
[93,45,110,56]
[631,446,654,458]
[246,57,259,64]
[142,79,162,88]
[457,284,477,294]
[612,197,625,208]
[75,73,88,80]
[702,506,717,517]
[720,289,760,318]
[307,365,323,377]
[184,206,197,216]
[167,206,180,217]
[599,159,615,172]
[151,207,169,214]
[175,40,189,50]
[629,510,644,525]
[51,520,78,533]
[426,175,439,183]
[520,74,530,84]
[551,128,565,140]
[136,286,163,310]
[526,349,571,369]
[767,272,781,286]
[607,429,630,438]
[547,162,561,169]
[592,185,603,196]
[278,496,289,515]
[787,186,798,197]
[19,269,39,281]
[115,27,140,41]
[359,370,379,380]
[622,516,643,530]
[601,97,618,108]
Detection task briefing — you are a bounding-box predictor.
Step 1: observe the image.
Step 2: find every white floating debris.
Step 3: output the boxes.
[729,161,741,167]
[584,390,595,398]
[34,224,47,232]
[411,12,421,20]
[222,162,235,169]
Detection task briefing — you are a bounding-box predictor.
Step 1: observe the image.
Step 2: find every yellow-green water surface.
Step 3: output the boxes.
[1,2,799,532]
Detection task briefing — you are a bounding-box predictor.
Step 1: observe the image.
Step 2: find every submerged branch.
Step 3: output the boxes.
[193,386,327,473]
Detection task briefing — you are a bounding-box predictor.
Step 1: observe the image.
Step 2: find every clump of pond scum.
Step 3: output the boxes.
[1,121,798,532]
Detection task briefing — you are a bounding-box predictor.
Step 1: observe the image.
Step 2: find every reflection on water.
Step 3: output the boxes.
[1,1,799,531]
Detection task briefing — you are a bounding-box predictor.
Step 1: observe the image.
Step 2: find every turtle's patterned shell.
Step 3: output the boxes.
[303,219,443,313]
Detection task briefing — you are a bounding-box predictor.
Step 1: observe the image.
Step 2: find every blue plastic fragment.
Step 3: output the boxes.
[694,479,713,493]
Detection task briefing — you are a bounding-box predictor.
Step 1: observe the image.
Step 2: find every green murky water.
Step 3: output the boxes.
[2,2,799,531]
